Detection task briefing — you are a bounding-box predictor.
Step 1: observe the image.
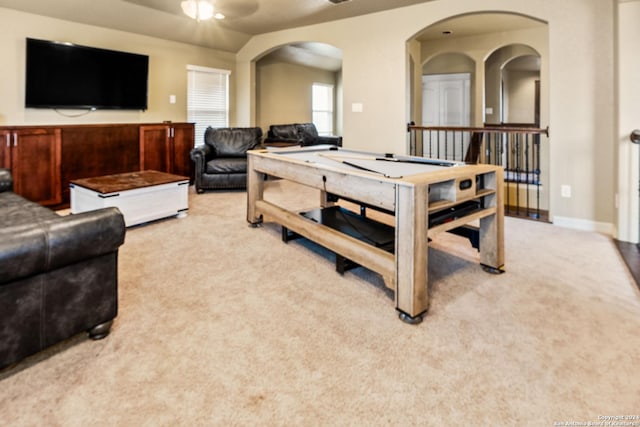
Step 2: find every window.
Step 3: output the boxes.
[312,83,334,136]
[187,65,230,145]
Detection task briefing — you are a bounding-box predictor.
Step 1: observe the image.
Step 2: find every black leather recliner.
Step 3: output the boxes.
[190,126,263,192]
[0,168,126,370]
[263,123,342,147]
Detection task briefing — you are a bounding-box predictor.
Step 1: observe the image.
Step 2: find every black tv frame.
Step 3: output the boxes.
[25,37,149,111]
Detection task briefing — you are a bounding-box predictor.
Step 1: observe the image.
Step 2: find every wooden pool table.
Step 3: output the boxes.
[247,146,504,324]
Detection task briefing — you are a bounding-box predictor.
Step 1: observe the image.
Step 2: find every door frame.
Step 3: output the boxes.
[617,1,640,243]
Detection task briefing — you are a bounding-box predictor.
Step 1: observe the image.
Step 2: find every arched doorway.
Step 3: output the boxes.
[485,44,541,126]
[253,42,343,136]
[407,12,550,220]
[409,12,547,128]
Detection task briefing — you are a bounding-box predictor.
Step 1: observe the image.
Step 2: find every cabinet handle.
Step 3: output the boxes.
[5,133,9,147]
[12,132,17,147]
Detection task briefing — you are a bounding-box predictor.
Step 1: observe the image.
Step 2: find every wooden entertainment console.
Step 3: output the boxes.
[0,122,194,208]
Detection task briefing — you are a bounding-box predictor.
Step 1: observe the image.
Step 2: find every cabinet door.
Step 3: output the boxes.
[0,130,10,169]
[171,123,194,179]
[139,125,171,172]
[10,128,62,205]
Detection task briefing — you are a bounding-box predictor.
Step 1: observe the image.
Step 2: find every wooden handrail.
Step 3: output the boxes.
[407,123,549,137]
[406,123,549,221]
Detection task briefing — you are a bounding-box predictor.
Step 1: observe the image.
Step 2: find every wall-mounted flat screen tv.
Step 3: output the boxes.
[25,37,149,110]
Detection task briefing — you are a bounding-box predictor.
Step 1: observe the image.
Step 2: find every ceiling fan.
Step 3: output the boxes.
[123,0,352,21]
[121,0,259,21]
[120,0,356,35]
[180,0,225,21]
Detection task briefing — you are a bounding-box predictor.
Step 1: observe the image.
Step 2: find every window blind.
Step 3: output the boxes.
[187,65,230,145]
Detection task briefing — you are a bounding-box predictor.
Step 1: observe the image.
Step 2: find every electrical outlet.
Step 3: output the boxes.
[561,185,571,198]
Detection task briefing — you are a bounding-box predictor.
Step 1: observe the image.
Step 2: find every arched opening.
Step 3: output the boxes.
[407,12,550,220]
[485,44,541,126]
[409,12,547,128]
[253,42,343,137]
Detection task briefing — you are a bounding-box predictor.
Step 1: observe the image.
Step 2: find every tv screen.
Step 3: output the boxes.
[25,38,149,110]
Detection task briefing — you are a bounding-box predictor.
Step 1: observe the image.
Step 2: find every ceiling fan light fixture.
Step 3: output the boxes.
[181,0,223,21]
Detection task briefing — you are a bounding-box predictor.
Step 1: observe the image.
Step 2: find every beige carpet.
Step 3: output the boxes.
[1,180,639,426]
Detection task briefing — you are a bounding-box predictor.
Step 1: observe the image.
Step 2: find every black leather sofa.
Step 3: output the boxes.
[0,169,126,370]
[190,126,263,192]
[264,123,342,147]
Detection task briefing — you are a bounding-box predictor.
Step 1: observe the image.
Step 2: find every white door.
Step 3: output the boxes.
[422,73,470,126]
[422,73,471,159]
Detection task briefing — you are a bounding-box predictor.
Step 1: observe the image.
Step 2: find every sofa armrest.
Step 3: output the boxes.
[0,169,13,193]
[190,144,213,172]
[0,207,125,283]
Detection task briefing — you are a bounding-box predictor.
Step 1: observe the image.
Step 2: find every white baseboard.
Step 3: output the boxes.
[552,216,614,235]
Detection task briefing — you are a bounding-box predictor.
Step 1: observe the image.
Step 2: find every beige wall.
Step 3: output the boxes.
[236,0,615,231]
[0,7,236,126]
[423,53,475,75]
[407,39,422,126]
[256,61,337,133]
[504,70,538,124]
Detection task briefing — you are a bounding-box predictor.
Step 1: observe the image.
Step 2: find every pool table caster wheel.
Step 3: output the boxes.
[398,311,423,325]
[481,264,505,275]
[248,216,263,228]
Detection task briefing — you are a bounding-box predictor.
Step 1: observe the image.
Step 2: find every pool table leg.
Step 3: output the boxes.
[394,183,430,324]
[247,155,264,226]
[479,168,505,273]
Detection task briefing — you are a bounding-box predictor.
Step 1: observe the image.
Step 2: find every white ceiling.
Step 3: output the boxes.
[0,0,437,52]
[258,42,344,72]
[0,1,548,72]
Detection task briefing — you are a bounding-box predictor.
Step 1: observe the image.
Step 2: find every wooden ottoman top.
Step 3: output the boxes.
[70,170,189,194]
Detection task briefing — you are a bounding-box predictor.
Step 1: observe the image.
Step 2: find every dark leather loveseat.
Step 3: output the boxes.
[263,123,342,147]
[0,169,126,369]
[190,126,263,192]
